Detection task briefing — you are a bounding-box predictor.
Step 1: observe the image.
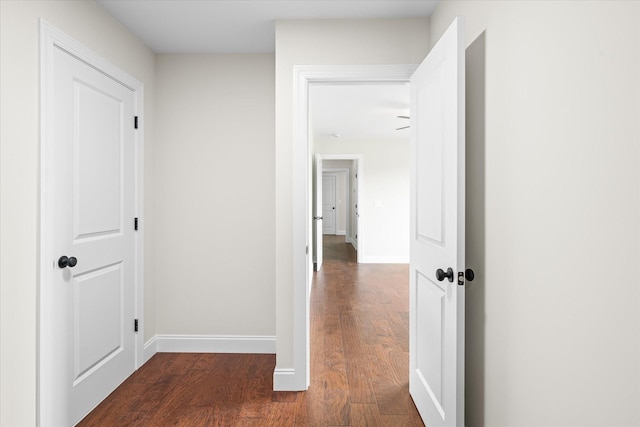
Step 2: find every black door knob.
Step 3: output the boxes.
[58,256,77,268]
[465,268,475,281]
[436,267,454,282]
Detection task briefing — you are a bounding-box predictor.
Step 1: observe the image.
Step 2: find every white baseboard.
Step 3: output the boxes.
[273,368,298,391]
[143,336,157,362]
[336,230,346,236]
[359,255,409,264]
[144,334,276,354]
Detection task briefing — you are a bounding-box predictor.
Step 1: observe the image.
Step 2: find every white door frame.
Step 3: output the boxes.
[290,65,416,390]
[38,20,144,425]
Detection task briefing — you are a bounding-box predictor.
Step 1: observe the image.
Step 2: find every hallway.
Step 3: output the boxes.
[78,236,422,426]
[305,235,422,425]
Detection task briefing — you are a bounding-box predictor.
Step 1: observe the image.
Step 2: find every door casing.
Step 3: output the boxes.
[38,20,145,425]
[285,65,417,391]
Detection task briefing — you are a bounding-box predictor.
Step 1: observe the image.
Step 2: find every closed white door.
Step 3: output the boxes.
[322,174,337,234]
[44,42,138,426]
[314,156,324,270]
[409,17,466,427]
[353,167,359,248]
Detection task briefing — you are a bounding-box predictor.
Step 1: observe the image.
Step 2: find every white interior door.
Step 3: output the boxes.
[314,156,323,270]
[322,174,337,234]
[409,17,466,427]
[353,166,359,249]
[44,43,138,426]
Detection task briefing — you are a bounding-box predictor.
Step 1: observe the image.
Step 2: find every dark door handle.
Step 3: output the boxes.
[436,267,454,282]
[465,269,475,281]
[58,256,77,268]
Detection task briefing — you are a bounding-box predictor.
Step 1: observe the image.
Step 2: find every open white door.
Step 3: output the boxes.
[409,17,465,427]
[314,155,324,270]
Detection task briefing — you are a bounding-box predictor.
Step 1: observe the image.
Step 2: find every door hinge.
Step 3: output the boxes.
[134,217,139,230]
[134,319,139,332]
[134,116,139,129]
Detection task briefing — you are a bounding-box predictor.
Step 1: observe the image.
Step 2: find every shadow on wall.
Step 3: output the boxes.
[465,31,486,427]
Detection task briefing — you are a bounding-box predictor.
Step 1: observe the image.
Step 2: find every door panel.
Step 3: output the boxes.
[73,263,123,382]
[322,174,336,235]
[51,45,136,426]
[314,156,323,270]
[409,17,465,427]
[74,81,123,239]
[416,67,445,244]
[353,167,359,248]
[416,273,445,417]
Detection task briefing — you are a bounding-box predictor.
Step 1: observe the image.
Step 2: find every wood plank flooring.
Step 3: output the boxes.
[79,235,423,426]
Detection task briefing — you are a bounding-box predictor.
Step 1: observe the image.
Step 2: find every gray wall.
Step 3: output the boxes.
[431,1,640,425]
[154,54,275,336]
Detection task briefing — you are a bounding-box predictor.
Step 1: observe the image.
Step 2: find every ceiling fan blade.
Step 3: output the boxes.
[396,126,410,130]
[397,115,410,119]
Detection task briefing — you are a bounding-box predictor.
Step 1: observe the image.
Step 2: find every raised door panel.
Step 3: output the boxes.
[74,81,123,240]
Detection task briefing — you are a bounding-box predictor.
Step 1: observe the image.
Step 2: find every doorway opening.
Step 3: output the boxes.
[288,65,417,391]
[313,154,363,271]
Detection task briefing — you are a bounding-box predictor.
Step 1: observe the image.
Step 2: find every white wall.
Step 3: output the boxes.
[154,54,275,337]
[318,139,410,263]
[0,1,156,425]
[430,1,640,426]
[275,17,430,370]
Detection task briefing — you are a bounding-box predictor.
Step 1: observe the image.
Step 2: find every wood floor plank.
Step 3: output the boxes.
[350,403,384,426]
[293,381,324,425]
[78,235,423,426]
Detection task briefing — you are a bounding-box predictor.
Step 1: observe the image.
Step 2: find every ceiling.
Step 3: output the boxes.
[96,0,439,54]
[310,83,410,140]
[96,0,433,140]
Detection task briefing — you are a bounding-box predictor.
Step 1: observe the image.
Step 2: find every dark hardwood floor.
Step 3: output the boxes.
[79,235,423,426]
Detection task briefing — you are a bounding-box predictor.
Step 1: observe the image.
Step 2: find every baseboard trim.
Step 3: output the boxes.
[151,334,276,354]
[273,368,298,391]
[143,336,157,363]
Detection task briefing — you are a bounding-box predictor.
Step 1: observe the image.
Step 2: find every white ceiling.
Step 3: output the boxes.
[96,0,432,140]
[310,83,410,140]
[96,0,439,54]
